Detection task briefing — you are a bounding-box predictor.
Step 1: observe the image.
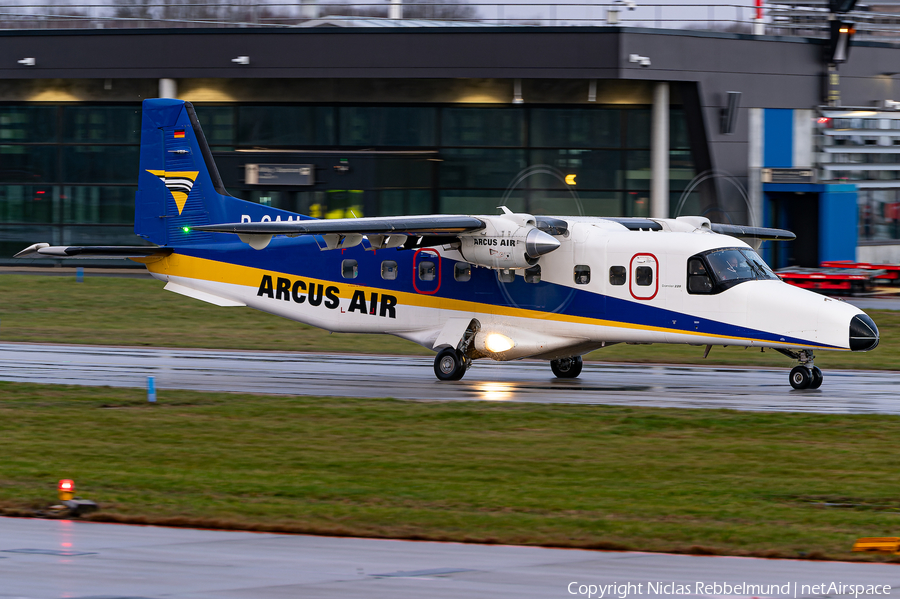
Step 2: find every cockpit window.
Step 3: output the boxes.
[688,248,778,294]
[687,258,713,294]
[706,249,778,284]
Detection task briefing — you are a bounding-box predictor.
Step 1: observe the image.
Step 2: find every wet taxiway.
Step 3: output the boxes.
[1,342,899,413]
[2,516,898,599]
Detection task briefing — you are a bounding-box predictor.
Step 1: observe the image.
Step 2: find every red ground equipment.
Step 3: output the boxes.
[776,266,885,294]
[820,260,900,284]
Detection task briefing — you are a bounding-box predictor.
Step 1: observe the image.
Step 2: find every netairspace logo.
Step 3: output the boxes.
[566,582,893,599]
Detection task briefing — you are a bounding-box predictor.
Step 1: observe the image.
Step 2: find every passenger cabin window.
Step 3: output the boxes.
[609,266,626,286]
[454,263,471,282]
[381,260,398,280]
[687,258,713,294]
[524,265,541,284]
[418,261,436,281]
[498,269,515,283]
[574,265,591,285]
[342,259,358,279]
[635,266,653,287]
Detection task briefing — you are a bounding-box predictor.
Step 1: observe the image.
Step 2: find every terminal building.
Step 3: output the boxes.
[1,6,900,267]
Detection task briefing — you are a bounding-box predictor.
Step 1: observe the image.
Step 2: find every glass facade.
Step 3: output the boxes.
[0,102,694,261]
[0,104,141,259]
[817,111,900,243]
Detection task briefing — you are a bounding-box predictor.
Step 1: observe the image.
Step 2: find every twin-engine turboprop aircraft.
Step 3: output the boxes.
[16,99,880,389]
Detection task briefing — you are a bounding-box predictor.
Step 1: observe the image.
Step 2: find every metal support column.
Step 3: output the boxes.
[159,78,177,99]
[651,81,670,219]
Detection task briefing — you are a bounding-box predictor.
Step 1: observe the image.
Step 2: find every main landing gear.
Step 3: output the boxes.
[777,349,823,390]
[434,347,470,381]
[550,356,583,379]
[433,320,480,381]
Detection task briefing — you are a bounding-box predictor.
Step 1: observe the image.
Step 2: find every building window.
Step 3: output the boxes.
[340,106,436,147]
[530,108,619,148]
[0,145,58,183]
[62,106,141,144]
[194,106,235,147]
[0,106,57,142]
[441,108,524,147]
[237,106,334,147]
[61,146,140,184]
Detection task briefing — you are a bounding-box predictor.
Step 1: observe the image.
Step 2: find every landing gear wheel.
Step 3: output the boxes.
[434,348,468,381]
[551,356,583,379]
[809,366,824,389]
[789,365,812,390]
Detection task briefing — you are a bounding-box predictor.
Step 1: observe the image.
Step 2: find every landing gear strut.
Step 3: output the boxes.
[778,349,823,390]
[434,348,470,381]
[551,356,583,379]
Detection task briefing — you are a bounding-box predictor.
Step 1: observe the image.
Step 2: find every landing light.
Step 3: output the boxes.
[182,226,191,233]
[485,333,514,353]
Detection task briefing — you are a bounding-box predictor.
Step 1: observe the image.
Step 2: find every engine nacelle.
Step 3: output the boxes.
[458,214,560,270]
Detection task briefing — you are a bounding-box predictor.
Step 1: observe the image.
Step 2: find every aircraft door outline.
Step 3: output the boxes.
[413,248,442,295]
[629,253,658,300]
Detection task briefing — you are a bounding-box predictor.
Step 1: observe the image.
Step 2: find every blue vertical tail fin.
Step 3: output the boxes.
[135,99,306,247]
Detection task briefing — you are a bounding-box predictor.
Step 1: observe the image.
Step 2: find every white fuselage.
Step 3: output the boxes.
[145,216,868,361]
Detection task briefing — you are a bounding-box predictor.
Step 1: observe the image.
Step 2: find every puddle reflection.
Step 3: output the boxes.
[477,382,516,401]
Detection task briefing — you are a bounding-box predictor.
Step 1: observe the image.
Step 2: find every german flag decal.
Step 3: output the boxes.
[174,129,185,139]
[146,170,199,215]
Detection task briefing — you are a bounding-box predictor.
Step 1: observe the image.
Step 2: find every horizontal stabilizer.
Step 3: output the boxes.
[14,243,173,259]
[710,224,796,241]
[193,215,485,237]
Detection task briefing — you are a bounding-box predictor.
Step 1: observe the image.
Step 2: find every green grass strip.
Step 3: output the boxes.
[2,380,900,561]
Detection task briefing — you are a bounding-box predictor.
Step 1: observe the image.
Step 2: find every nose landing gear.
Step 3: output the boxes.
[779,349,823,390]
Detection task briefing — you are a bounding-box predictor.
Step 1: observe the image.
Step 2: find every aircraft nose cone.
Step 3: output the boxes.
[849,313,879,351]
[525,228,561,258]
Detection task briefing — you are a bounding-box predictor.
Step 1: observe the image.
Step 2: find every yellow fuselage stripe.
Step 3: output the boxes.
[147,253,842,350]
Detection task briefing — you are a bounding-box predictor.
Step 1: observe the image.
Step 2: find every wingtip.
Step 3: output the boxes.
[13,242,50,258]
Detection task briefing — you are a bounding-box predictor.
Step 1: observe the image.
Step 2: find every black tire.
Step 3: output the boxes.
[809,366,824,389]
[434,347,467,381]
[551,356,583,379]
[789,365,812,390]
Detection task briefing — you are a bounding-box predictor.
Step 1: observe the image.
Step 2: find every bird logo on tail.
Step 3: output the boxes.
[146,170,200,215]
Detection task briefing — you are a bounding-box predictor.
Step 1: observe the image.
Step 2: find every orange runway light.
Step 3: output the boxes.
[58,479,75,501]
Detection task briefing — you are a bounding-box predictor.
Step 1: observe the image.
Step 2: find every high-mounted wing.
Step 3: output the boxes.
[193,214,487,251]
[193,215,485,237]
[14,243,173,259]
[710,224,796,241]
